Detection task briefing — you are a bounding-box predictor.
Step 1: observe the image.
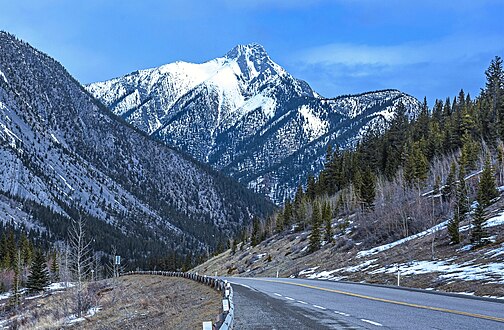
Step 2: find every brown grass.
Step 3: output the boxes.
[1,275,221,329]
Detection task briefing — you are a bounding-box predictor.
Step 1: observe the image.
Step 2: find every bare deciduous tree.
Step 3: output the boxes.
[68,216,93,318]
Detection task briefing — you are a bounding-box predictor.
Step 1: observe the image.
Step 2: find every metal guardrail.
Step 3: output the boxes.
[121,271,234,329]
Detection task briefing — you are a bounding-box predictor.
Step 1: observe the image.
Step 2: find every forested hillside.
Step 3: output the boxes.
[200,57,504,292]
[0,31,274,286]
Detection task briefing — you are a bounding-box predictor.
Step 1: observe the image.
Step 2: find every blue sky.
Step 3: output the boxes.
[1,0,503,103]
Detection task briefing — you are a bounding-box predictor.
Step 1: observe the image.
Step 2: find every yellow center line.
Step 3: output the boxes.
[252,278,504,323]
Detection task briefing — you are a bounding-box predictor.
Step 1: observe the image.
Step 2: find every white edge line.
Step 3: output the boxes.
[361,319,383,326]
[229,281,251,289]
[334,311,350,317]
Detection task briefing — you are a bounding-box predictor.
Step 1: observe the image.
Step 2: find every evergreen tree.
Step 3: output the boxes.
[283,199,293,229]
[442,162,457,201]
[20,233,33,267]
[309,202,321,252]
[306,175,316,201]
[10,250,22,308]
[483,56,504,138]
[50,252,60,282]
[460,133,479,171]
[456,167,470,217]
[448,212,461,244]
[360,167,376,210]
[251,217,260,247]
[471,203,488,247]
[26,249,50,293]
[477,156,499,207]
[322,201,333,243]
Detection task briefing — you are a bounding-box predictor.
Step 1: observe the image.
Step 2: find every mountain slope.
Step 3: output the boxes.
[0,32,274,264]
[87,44,420,203]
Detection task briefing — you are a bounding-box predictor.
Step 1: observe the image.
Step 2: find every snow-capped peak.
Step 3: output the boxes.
[225,43,269,61]
[87,44,420,204]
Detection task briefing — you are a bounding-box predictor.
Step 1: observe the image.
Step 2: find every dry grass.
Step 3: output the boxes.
[1,275,221,329]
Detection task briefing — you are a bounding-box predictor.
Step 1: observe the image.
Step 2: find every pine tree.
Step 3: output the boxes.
[10,250,22,308]
[26,249,50,293]
[20,233,33,267]
[477,156,499,207]
[306,175,316,201]
[360,167,376,210]
[251,217,260,247]
[483,56,504,137]
[50,252,60,282]
[442,162,457,201]
[283,199,293,229]
[309,202,321,252]
[448,212,460,244]
[471,202,488,247]
[456,167,470,216]
[322,201,333,243]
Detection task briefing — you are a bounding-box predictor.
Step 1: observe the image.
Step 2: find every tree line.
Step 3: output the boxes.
[232,56,503,255]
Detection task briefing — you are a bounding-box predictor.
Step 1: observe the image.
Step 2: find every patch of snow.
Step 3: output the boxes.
[306,269,343,280]
[484,212,504,227]
[486,243,504,258]
[299,266,319,276]
[458,244,474,252]
[65,306,101,324]
[0,69,7,83]
[344,259,378,272]
[357,220,449,258]
[47,282,74,290]
[50,133,60,144]
[298,105,328,141]
[370,260,504,283]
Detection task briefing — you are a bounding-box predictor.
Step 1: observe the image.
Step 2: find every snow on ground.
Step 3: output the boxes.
[0,68,7,83]
[369,260,504,283]
[357,220,449,258]
[298,266,319,276]
[47,282,75,290]
[486,243,504,258]
[66,306,101,325]
[300,259,379,280]
[298,105,328,141]
[460,211,504,232]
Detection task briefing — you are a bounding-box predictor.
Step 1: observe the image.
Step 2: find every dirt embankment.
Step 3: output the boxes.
[3,275,221,329]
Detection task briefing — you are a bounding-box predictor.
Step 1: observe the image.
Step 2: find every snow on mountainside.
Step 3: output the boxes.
[0,32,274,262]
[87,44,420,203]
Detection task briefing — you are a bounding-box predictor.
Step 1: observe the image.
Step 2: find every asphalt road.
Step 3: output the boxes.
[224,277,504,329]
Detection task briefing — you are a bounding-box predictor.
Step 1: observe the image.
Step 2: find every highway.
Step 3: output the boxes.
[224,277,504,329]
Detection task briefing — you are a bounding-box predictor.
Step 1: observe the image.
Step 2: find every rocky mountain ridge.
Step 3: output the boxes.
[88,44,420,203]
[0,32,274,264]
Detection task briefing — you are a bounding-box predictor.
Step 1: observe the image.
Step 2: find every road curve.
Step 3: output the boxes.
[223,277,504,329]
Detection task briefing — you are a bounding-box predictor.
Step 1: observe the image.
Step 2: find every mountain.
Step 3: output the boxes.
[87,44,420,204]
[0,32,274,266]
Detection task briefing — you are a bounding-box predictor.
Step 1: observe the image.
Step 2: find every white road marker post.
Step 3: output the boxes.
[222,299,230,312]
[397,264,400,286]
[276,267,279,278]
